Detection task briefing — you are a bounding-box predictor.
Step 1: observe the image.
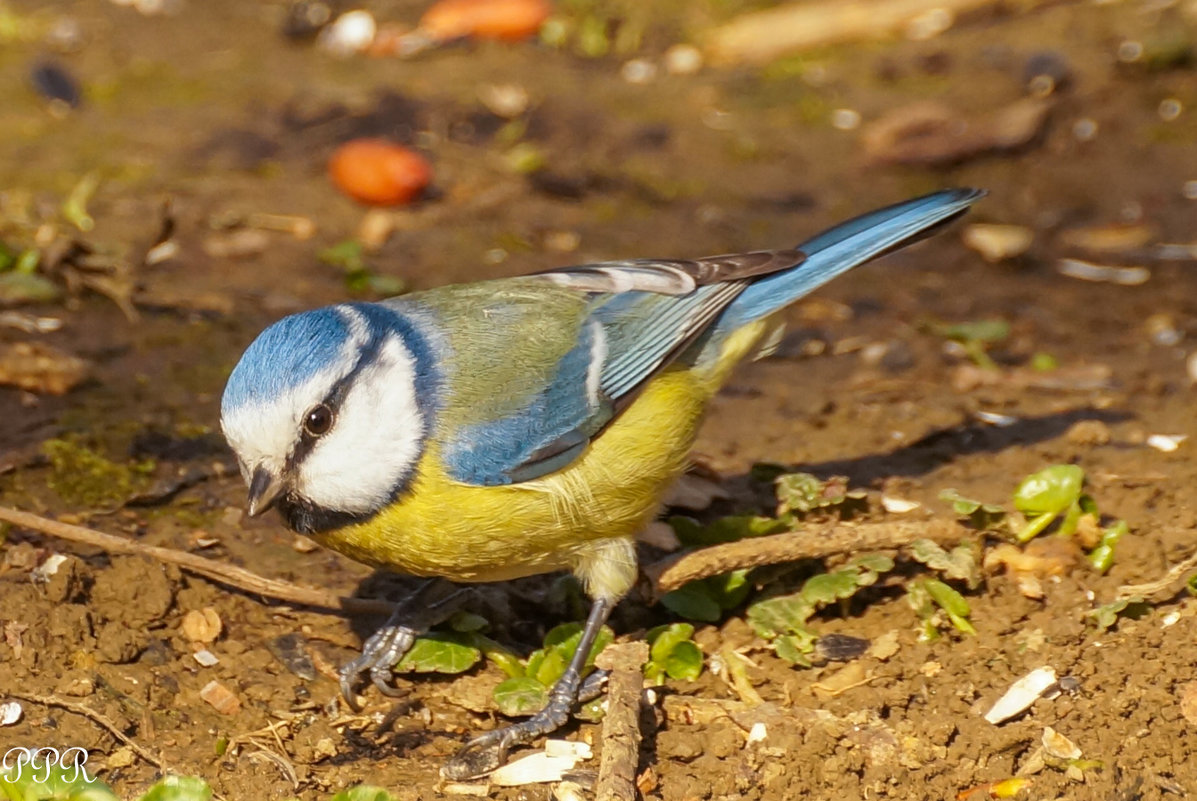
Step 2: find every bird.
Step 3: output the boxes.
[220,187,984,778]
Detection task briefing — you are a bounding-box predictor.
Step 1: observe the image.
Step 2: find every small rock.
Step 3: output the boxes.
[1042,726,1081,760]
[1056,258,1149,286]
[0,701,22,726]
[1145,313,1182,347]
[478,83,530,118]
[962,223,1034,262]
[181,607,223,644]
[1146,434,1186,453]
[193,649,219,667]
[983,666,1058,724]
[318,10,376,57]
[664,44,703,75]
[621,58,659,85]
[199,680,242,715]
[1179,681,1197,726]
[1065,419,1111,447]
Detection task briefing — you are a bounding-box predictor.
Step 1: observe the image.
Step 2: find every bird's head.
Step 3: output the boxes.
[220,303,436,533]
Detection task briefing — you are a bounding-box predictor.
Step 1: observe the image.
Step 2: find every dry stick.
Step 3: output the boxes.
[646,517,972,597]
[1115,543,1197,601]
[9,691,163,770]
[594,641,650,801]
[0,506,395,616]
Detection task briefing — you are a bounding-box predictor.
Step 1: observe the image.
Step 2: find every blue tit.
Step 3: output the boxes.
[220,187,983,777]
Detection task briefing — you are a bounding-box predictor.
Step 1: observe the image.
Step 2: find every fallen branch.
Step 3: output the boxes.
[0,505,395,616]
[646,517,973,596]
[9,691,163,771]
[594,641,650,801]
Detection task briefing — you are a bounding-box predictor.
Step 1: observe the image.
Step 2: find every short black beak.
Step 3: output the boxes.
[247,466,284,517]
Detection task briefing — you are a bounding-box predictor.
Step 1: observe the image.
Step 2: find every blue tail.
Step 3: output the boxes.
[715,188,985,332]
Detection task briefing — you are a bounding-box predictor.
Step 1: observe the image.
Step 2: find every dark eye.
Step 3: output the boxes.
[303,404,334,437]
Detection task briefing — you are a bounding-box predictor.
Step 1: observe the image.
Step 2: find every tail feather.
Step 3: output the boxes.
[717,188,985,331]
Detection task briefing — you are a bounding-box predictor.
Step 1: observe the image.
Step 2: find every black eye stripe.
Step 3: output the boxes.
[284,336,384,471]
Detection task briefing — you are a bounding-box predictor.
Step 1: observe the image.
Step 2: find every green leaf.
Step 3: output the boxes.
[493,676,549,717]
[664,640,703,681]
[910,539,981,588]
[471,635,525,679]
[1088,596,1150,630]
[330,786,398,801]
[937,319,1010,344]
[774,631,817,665]
[660,570,752,623]
[1013,465,1085,516]
[394,632,481,674]
[318,240,366,273]
[668,514,787,546]
[647,623,695,664]
[845,553,894,583]
[747,594,814,639]
[139,776,213,801]
[448,611,489,633]
[775,473,867,516]
[801,570,863,606]
[660,582,722,622]
[923,579,976,635]
[939,488,1007,529]
[1088,519,1129,573]
[0,272,61,304]
[532,646,569,686]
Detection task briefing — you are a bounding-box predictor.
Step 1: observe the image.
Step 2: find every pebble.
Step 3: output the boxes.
[983,666,1058,724]
[1056,258,1149,286]
[664,44,703,75]
[1065,419,1111,446]
[621,58,659,85]
[318,10,377,57]
[962,223,1034,262]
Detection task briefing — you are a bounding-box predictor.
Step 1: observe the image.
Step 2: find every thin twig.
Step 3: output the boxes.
[0,505,395,616]
[1115,544,1197,601]
[594,641,649,801]
[646,517,972,597]
[9,691,163,770]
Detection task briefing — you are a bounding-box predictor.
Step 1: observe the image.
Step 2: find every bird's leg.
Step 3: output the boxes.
[441,596,614,781]
[339,578,464,708]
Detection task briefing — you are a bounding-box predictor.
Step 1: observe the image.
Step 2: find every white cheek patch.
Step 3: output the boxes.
[296,334,424,514]
[221,363,345,481]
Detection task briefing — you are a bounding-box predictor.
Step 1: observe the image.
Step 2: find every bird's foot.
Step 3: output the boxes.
[339,579,464,709]
[440,668,609,781]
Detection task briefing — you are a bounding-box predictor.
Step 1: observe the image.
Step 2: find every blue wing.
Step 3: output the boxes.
[443,189,984,486]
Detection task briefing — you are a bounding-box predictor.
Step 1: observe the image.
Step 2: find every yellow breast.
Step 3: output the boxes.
[310,319,771,600]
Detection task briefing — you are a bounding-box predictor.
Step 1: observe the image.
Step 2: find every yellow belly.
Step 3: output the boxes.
[309,320,771,600]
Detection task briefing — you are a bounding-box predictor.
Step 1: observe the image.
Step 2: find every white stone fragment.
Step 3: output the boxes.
[490,741,592,786]
[983,666,1058,724]
[1147,434,1187,452]
[881,496,920,514]
[0,701,22,726]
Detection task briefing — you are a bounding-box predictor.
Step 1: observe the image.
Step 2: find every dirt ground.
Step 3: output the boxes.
[2,1,1197,799]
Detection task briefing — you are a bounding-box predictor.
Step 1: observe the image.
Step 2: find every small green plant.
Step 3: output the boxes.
[491,622,614,717]
[318,240,405,296]
[746,553,895,666]
[643,623,703,684]
[943,465,1130,573]
[926,318,1010,369]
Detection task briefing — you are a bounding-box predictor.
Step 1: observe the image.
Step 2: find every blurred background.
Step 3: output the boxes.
[1,1,1196,799]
